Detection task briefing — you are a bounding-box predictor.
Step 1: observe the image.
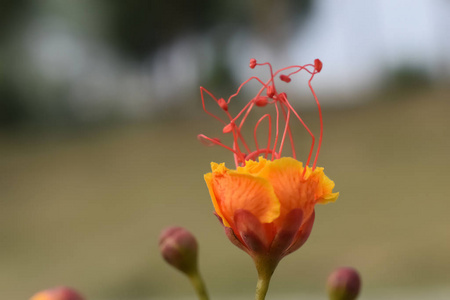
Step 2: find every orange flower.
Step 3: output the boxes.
[205,157,338,259]
[198,59,338,278]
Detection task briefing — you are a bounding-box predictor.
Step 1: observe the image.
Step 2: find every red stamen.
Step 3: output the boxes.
[245,149,278,161]
[280,74,291,83]
[283,99,316,168]
[266,85,275,98]
[271,102,280,161]
[200,87,226,125]
[223,123,233,133]
[254,114,272,159]
[197,134,243,160]
[199,59,324,170]
[254,96,269,107]
[314,59,323,73]
[218,98,228,111]
[278,104,291,156]
[309,74,323,171]
[197,135,221,147]
[227,76,266,104]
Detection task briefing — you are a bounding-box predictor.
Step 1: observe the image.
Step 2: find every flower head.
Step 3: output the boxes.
[30,287,84,300]
[199,58,338,270]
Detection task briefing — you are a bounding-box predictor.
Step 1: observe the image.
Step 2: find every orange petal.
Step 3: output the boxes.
[204,162,280,227]
[258,157,338,217]
[258,157,312,215]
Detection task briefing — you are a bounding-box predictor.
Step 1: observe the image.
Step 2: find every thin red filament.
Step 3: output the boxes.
[199,58,324,171]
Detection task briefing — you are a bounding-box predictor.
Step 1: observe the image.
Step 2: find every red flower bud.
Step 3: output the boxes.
[159,226,199,275]
[327,267,361,300]
[30,287,84,300]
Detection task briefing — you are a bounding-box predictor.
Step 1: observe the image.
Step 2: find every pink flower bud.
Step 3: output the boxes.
[159,226,199,275]
[30,287,84,300]
[327,267,361,300]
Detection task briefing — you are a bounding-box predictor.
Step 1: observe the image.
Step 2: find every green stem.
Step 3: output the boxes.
[188,271,210,300]
[255,273,272,300]
[254,256,278,300]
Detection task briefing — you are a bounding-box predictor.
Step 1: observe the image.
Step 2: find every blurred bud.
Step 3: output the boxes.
[327,267,361,300]
[30,287,84,300]
[159,226,199,276]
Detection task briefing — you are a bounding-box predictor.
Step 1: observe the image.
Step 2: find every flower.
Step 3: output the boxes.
[205,156,337,260]
[30,287,84,300]
[198,58,338,278]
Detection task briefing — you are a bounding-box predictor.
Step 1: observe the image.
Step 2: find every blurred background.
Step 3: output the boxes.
[1,0,450,299]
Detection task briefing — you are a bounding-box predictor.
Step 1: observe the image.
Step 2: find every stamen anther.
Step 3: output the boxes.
[280,75,291,83]
[249,58,257,69]
[223,122,234,133]
[277,92,287,103]
[197,135,221,147]
[314,59,323,73]
[218,98,228,111]
[254,96,269,107]
[266,85,275,98]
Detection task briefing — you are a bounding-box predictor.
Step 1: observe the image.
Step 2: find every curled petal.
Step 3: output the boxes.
[205,162,280,227]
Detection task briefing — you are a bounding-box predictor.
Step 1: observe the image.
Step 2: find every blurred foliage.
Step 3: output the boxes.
[386,65,432,91]
[104,0,312,60]
[0,0,29,40]
[0,0,312,128]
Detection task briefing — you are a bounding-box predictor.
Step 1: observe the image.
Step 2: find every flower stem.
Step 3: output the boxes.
[255,273,272,300]
[254,256,277,300]
[188,272,210,300]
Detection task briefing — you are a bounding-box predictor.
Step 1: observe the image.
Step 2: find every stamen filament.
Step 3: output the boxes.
[200,87,226,124]
[254,114,272,159]
[309,75,322,171]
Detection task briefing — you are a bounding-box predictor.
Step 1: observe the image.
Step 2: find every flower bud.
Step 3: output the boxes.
[159,226,199,276]
[327,267,361,300]
[30,287,84,300]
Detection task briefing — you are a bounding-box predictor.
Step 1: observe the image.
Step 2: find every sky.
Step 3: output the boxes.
[19,0,450,120]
